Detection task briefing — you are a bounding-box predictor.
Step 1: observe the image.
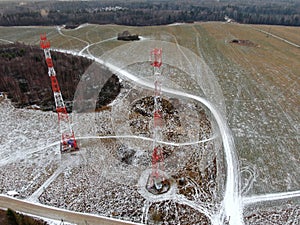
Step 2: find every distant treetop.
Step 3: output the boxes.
[0,0,299,26]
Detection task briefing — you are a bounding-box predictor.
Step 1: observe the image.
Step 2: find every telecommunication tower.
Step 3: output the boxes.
[147,48,170,194]
[40,34,79,153]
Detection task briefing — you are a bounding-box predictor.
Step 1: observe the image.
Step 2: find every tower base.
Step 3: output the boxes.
[146,176,171,195]
[60,141,79,153]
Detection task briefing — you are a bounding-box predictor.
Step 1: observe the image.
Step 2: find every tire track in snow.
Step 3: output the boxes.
[243,190,300,205]
[91,57,243,225]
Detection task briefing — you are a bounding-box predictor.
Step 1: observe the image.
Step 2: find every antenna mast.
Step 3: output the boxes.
[147,48,170,194]
[40,34,79,153]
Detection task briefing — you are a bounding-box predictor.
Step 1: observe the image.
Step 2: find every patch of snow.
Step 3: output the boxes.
[7,190,19,197]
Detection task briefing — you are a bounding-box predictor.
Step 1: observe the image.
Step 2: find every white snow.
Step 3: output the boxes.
[7,190,19,197]
[0,25,299,225]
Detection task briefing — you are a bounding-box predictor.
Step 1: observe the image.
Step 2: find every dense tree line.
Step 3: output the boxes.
[0,42,93,110]
[0,0,299,26]
[0,42,121,111]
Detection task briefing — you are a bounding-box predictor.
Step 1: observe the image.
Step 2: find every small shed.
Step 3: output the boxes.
[117,31,140,41]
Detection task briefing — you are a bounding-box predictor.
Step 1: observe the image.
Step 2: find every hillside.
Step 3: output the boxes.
[0,42,121,111]
[0,208,46,225]
[0,22,299,224]
[0,42,92,110]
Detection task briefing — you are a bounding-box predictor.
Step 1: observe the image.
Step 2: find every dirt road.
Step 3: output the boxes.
[0,195,141,225]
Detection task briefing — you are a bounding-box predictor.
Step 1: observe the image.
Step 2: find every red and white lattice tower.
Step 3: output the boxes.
[148,48,166,191]
[40,34,79,153]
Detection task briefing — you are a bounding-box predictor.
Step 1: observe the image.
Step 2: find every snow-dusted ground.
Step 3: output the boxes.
[0,98,61,198]
[0,48,226,224]
[0,23,299,224]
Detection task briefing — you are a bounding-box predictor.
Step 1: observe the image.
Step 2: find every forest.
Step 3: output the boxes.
[0,42,92,110]
[0,0,299,26]
[0,43,121,111]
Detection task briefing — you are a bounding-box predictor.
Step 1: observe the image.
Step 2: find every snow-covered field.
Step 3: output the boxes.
[0,84,222,224]
[0,98,60,198]
[0,22,299,224]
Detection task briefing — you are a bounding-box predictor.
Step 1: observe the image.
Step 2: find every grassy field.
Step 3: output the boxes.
[252,24,300,46]
[196,22,299,195]
[0,22,299,198]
